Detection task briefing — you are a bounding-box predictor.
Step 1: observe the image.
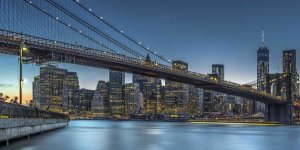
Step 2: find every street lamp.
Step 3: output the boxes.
[19,43,28,105]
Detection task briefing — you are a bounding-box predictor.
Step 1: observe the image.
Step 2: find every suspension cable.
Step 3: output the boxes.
[45,0,145,59]
[72,0,171,64]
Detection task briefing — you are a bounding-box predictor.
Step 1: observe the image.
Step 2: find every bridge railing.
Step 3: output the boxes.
[0,29,284,102]
[0,101,68,119]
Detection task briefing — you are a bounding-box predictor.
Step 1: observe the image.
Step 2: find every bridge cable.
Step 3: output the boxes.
[23,0,118,54]
[45,0,145,59]
[72,0,171,64]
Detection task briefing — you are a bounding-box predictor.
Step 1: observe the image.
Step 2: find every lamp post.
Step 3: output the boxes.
[19,43,28,105]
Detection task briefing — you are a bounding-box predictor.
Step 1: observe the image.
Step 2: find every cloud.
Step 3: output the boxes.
[0,83,13,88]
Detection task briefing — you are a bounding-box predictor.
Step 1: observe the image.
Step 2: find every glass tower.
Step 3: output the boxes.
[257,47,269,91]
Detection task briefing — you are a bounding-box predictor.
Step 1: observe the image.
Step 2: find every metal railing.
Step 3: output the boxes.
[0,101,68,119]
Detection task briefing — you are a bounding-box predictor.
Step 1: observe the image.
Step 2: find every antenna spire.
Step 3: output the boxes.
[262,28,265,46]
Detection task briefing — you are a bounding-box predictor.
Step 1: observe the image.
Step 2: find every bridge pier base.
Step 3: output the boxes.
[265,103,292,124]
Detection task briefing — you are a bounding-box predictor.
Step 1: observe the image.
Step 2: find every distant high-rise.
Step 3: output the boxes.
[212,64,224,80]
[257,29,269,91]
[283,49,296,73]
[132,74,162,114]
[32,76,40,107]
[123,83,141,116]
[283,49,299,97]
[257,47,269,91]
[33,65,78,112]
[92,80,109,117]
[256,30,269,113]
[187,85,201,115]
[62,72,80,114]
[109,70,125,117]
[165,60,189,115]
[79,88,95,114]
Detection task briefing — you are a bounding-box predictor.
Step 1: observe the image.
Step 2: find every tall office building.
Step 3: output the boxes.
[165,60,189,115]
[109,70,125,117]
[203,90,215,113]
[79,88,95,115]
[132,74,162,114]
[123,83,141,116]
[187,85,201,115]
[256,30,269,113]
[92,80,109,117]
[32,76,41,107]
[257,47,269,91]
[283,49,296,73]
[33,65,78,113]
[212,64,224,80]
[62,72,80,114]
[283,49,299,97]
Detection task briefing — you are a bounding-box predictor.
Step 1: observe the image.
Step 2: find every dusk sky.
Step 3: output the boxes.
[0,0,300,104]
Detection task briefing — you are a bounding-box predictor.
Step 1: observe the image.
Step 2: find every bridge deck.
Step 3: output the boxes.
[0,29,285,104]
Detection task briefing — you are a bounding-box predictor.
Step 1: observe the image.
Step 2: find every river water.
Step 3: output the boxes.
[2,120,300,150]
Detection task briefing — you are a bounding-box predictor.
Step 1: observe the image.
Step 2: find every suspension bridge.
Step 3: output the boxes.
[0,0,293,124]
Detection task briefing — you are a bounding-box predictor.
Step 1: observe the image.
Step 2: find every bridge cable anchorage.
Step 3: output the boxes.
[23,0,117,54]
[44,0,145,59]
[72,0,171,64]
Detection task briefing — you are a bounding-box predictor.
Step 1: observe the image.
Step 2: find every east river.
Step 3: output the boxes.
[2,120,300,150]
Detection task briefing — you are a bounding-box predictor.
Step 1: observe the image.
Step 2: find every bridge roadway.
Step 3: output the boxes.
[0,29,285,104]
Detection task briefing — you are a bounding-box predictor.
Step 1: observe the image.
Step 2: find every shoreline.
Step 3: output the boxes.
[69,118,300,126]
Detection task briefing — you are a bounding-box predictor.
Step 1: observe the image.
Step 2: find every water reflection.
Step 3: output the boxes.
[2,120,300,150]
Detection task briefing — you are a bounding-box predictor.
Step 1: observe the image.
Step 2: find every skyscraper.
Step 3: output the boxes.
[62,72,80,114]
[123,83,141,116]
[212,64,224,80]
[109,70,125,117]
[283,49,296,73]
[92,80,109,117]
[132,74,162,114]
[256,30,269,113]
[165,60,189,115]
[187,85,201,115]
[32,76,40,107]
[257,46,269,91]
[33,65,75,112]
[283,49,299,97]
[79,88,95,116]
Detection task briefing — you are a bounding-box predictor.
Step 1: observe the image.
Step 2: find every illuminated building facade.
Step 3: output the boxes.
[256,45,269,113]
[187,85,201,115]
[123,83,141,116]
[62,72,79,114]
[165,60,189,115]
[92,80,109,117]
[79,88,95,115]
[109,70,125,117]
[212,64,224,80]
[283,49,299,97]
[33,65,73,112]
[257,47,269,91]
[132,74,162,114]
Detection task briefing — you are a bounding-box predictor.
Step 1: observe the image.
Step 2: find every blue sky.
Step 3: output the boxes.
[0,0,300,103]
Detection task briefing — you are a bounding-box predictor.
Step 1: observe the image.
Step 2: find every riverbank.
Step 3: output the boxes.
[70,118,297,126]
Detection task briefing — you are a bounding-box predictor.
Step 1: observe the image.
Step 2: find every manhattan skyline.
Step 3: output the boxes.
[0,0,300,103]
